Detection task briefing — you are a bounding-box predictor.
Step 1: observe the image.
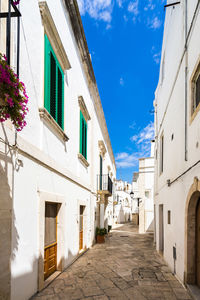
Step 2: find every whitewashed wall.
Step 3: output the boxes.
[154,0,200,283]
[0,0,116,299]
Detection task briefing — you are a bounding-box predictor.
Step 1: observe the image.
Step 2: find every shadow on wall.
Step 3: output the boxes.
[0,125,19,300]
[115,206,131,224]
[146,219,154,233]
[12,246,85,299]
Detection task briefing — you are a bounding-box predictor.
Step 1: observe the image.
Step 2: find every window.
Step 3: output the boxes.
[168,210,171,224]
[145,191,150,198]
[160,134,164,174]
[192,67,200,114]
[80,111,87,159]
[44,35,64,129]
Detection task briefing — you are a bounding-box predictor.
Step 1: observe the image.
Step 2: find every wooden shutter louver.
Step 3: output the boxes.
[57,68,63,128]
[80,111,87,160]
[50,53,57,120]
[44,35,64,130]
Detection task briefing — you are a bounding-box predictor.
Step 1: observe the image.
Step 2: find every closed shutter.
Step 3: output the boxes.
[196,75,200,108]
[44,35,64,130]
[57,68,64,128]
[50,53,57,120]
[84,121,87,160]
[80,111,87,159]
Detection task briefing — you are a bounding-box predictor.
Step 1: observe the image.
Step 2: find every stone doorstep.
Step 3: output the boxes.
[187,284,200,300]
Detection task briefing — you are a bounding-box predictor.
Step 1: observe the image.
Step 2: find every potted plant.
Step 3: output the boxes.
[96,227,107,243]
[108,225,112,233]
[0,53,28,131]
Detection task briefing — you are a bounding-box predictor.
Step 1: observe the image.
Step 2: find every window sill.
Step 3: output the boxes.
[190,102,200,125]
[78,153,89,168]
[39,108,69,142]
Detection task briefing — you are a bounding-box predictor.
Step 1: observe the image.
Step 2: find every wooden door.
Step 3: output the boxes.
[44,203,57,280]
[196,200,200,286]
[79,206,84,251]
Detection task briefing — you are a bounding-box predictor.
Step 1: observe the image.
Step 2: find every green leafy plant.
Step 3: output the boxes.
[96,227,107,236]
[0,53,29,131]
[108,225,112,232]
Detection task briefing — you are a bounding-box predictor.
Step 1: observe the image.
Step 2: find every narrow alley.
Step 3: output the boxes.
[33,224,191,300]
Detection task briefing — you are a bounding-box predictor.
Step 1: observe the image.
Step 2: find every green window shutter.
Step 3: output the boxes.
[80,111,83,155]
[79,111,87,159]
[85,121,87,160]
[57,67,64,129]
[82,117,85,156]
[44,34,64,130]
[50,52,57,120]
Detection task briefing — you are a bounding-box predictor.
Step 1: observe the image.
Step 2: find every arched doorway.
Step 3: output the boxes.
[185,177,200,285]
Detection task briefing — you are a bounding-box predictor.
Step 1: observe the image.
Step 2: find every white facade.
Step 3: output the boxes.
[0,1,116,299]
[131,142,154,233]
[138,155,154,234]
[114,180,132,224]
[154,0,200,286]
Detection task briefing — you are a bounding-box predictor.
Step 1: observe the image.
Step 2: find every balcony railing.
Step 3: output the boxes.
[97,174,113,195]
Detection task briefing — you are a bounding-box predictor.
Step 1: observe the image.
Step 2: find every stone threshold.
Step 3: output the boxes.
[30,248,89,299]
[187,284,200,300]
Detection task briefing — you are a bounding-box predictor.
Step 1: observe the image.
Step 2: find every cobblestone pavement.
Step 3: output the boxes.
[34,223,192,300]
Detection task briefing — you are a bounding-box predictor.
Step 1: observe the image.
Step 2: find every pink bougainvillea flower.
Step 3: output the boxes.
[0,52,29,131]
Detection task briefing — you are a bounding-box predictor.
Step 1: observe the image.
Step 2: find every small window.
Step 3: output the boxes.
[160,134,164,174]
[192,63,200,115]
[44,35,64,129]
[145,191,150,198]
[168,210,171,224]
[80,111,87,159]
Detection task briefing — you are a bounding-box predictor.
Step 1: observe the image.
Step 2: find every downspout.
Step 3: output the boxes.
[184,0,188,161]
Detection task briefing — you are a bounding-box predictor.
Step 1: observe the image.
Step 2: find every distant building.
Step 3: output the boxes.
[131,141,155,232]
[114,180,132,224]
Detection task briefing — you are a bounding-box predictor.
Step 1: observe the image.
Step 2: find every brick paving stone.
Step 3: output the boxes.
[33,223,192,300]
[93,295,109,300]
[172,287,192,299]
[104,287,125,297]
[96,278,115,289]
[82,286,104,297]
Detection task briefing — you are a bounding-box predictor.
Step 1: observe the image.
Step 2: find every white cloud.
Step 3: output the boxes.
[127,0,139,15]
[119,77,124,86]
[123,14,128,22]
[153,52,161,64]
[116,121,154,169]
[130,121,154,144]
[116,0,124,8]
[144,0,155,11]
[115,152,138,168]
[129,121,136,129]
[77,0,113,23]
[148,16,162,29]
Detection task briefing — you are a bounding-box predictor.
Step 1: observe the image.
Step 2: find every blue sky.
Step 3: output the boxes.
[77,0,166,182]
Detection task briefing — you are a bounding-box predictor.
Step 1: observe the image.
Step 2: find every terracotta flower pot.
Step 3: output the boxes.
[96,235,105,243]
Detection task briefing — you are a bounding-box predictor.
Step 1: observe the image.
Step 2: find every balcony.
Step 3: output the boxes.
[97,174,113,196]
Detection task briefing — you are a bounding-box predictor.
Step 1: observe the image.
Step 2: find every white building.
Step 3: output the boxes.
[138,146,154,234]
[114,180,132,224]
[131,142,154,233]
[154,0,200,289]
[0,1,116,299]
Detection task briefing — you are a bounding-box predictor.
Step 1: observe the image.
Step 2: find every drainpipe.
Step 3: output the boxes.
[184,0,188,161]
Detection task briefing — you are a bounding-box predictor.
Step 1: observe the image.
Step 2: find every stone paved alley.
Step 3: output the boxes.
[33,224,191,300]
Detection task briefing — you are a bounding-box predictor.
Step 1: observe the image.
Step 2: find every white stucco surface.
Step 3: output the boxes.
[0,1,116,299]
